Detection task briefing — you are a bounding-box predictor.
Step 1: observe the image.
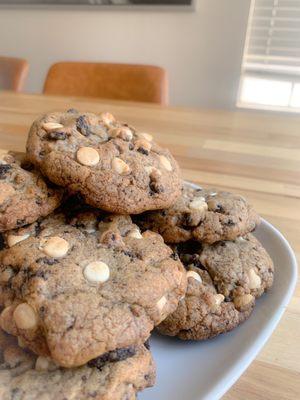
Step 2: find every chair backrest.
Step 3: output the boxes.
[0,56,29,92]
[43,62,168,105]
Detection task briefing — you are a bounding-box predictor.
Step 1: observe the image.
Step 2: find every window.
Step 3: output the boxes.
[237,0,300,112]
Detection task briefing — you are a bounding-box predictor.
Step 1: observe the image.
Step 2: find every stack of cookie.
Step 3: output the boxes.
[135,185,274,339]
[0,110,274,399]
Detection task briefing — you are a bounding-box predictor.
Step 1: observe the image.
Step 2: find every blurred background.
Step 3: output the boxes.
[0,0,299,112]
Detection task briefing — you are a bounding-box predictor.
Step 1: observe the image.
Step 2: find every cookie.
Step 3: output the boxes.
[135,183,260,244]
[0,331,155,400]
[157,234,274,340]
[26,110,182,214]
[0,151,62,232]
[0,209,186,367]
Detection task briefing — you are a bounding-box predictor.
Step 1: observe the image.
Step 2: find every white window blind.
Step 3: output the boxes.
[237,0,300,112]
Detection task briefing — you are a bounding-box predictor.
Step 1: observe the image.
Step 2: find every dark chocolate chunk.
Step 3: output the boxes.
[20,160,34,171]
[36,257,58,266]
[39,306,46,317]
[16,219,26,227]
[47,131,67,140]
[76,115,90,137]
[88,346,136,370]
[0,164,12,179]
[67,108,78,114]
[137,147,149,156]
[34,220,42,236]
[181,212,195,227]
[123,250,136,261]
[144,374,152,382]
[149,181,164,194]
[0,234,5,250]
[170,252,179,260]
[214,204,225,213]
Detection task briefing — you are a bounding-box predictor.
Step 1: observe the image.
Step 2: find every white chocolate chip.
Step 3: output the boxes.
[0,306,13,328]
[13,303,38,330]
[100,112,115,126]
[234,294,254,309]
[112,157,131,175]
[0,149,9,164]
[85,227,97,234]
[145,166,162,176]
[140,133,153,142]
[120,127,133,140]
[157,296,167,311]
[0,184,15,204]
[42,122,64,132]
[127,229,143,239]
[40,236,69,258]
[236,237,246,242]
[247,269,262,289]
[35,356,58,372]
[186,270,202,283]
[110,127,133,141]
[35,356,50,371]
[210,192,217,197]
[159,155,172,171]
[214,293,225,307]
[77,147,100,167]
[17,337,26,348]
[189,197,208,212]
[83,261,110,284]
[0,267,14,283]
[7,233,30,248]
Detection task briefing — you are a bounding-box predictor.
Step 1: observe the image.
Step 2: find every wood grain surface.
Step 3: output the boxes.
[0,91,299,399]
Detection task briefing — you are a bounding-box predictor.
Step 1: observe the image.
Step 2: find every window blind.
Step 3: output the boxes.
[244,0,300,75]
[238,0,300,111]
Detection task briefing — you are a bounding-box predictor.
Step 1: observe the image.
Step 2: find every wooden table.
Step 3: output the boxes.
[0,91,299,399]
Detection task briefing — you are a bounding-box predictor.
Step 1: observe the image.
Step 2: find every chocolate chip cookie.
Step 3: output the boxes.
[135,183,260,244]
[0,209,186,367]
[0,151,62,232]
[157,234,274,340]
[0,330,155,400]
[26,110,182,214]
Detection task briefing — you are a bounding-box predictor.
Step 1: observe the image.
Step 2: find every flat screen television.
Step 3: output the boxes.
[0,0,194,6]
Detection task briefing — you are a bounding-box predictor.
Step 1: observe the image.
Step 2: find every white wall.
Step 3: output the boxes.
[0,0,251,108]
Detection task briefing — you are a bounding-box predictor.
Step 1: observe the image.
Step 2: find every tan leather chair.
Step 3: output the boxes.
[0,56,29,92]
[43,62,168,105]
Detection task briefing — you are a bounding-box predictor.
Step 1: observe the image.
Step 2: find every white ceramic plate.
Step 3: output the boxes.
[140,184,298,400]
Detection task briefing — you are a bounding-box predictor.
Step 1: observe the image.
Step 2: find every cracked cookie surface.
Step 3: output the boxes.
[0,330,155,400]
[0,209,186,367]
[26,110,181,214]
[135,183,260,244]
[157,234,274,340]
[0,151,62,232]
